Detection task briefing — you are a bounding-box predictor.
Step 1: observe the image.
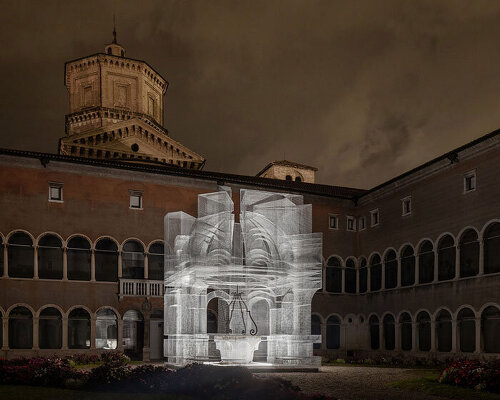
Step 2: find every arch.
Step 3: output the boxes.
[483,222,500,274]
[67,235,92,281]
[384,249,398,289]
[37,233,63,279]
[8,306,33,349]
[457,307,475,352]
[67,233,93,249]
[436,309,452,352]
[39,306,62,349]
[95,237,118,282]
[96,308,118,349]
[147,240,165,281]
[437,234,456,281]
[325,255,342,293]
[35,231,65,246]
[68,307,91,349]
[7,231,34,278]
[207,290,231,304]
[459,228,479,278]
[399,312,412,351]
[36,303,65,318]
[416,310,431,351]
[344,257,357,294]
[400,244,415,287]
[326,315,341,349]
[369,314,380,350]
[369,253,382,291]
[418,239,434,284]
[358,257,368,293]
[481,305,500,353]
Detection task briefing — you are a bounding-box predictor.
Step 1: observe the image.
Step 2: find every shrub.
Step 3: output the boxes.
[438,359,500,393]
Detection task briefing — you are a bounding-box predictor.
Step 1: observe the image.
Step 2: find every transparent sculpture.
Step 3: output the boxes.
[164,188,322,365]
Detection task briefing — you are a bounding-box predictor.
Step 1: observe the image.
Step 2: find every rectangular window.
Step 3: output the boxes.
[370,209,379,227]
[48,182,63,202]
[464,170,476,193]
[129,190,143,209]
[359,216,366,231]
[347,216,356,231]
[83,85,93,107]
[148,95,156,118]
[401,196,412,216]
[328,214,338,230]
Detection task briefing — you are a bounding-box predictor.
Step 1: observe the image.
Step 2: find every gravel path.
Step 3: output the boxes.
[255,366,445,400]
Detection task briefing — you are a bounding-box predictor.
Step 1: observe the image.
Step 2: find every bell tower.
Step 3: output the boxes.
[59,26,205,170]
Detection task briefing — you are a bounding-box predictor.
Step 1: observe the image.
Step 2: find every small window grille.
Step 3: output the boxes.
[464,170,476,193]
[370,209,379,227]
[48,182,63,202]
[328,214,338,230]
[129,191,143,209]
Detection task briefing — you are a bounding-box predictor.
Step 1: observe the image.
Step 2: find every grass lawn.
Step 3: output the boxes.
[389,369,500,400]
[0,385,192,400]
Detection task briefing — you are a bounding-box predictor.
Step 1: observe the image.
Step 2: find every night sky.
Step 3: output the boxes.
[2,0,500,188]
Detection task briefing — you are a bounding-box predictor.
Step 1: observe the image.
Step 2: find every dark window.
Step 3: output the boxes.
[68,308,90,349]
[295,176,302,182]
[401,246,415,286]
[417,311,431,351]
[328,215,338,229]
[384,250,397,289]
[482,306,500,353]
[457,308,475,353]
[326,257,342,293]
[67,236,91,281]
[39,307,62,349]
[399,313,412,351]
[123,310,144,360]
[459,229,479,278]
[311,315,321,350]
[369,315,380,350]
[207,310,217,334]
[358,258,367,293]
[436,309,452,352]
[326,315,340,349]
[285,175,292,181]
[418,241,434,284]
[122,240,145,279]
[383,314,395,350]
[38,234,63,279]
[95,238,118,282]
[96,309,118,349]
[344,259,356,293]
[9,306,33,349]
[370,255,382,291]
[438,235,455,281]
[148,242,164,280]
[8,232,34,278]
[484,223,500,274]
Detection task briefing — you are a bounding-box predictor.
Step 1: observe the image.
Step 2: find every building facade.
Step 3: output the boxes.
[0,39,498,362]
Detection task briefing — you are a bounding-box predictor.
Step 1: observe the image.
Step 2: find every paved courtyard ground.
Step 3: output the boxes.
[256,365,445,400]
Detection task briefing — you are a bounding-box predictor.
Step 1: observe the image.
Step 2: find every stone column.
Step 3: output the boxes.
[62,317,68,350]
[90,250,96,282]
[144,253,149,280]
[367,266,371,292]
[415,254,420,284]
[117,319,124,351]
[33,316,39,350]
[321,320,327,350]
[395,322,401,351]
[143,313,150,361]
[340,268,345,294]
[430,321,436,352]
[2,244,7,277]
[118,252,123,279]
[90,316,96,350]
[451,320,457,353]
[379,323,383,350]
[474,318,481,354]
[33,246,39,279]
[62,248,68,281]
[478,241,484,275]
[356,268,360,294]
[2,316,8,349]
[396,258,402,288]
[381,262,385,289]
[433,249,438,283]
[454,247,460,280]
[412,322,417,352]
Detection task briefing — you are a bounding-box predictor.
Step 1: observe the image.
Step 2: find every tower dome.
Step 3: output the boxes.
[104,21,125,57]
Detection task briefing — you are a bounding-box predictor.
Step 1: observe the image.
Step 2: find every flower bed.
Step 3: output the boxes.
[0,357,335,399]
[438,359,500,393]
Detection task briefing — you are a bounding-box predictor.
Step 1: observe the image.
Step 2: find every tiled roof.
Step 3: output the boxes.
[256,160,318,177]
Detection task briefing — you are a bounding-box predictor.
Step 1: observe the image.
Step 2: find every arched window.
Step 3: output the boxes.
[436,309,452,352]
[384,250,397,289]
[326,257,342,293]
[370,255,382,291]
[67,236,91,281]
[122,240,145,279]
[369,315,380,350]
[107,47,112,55]
[207,310,217,334]
[417,311,431,351]
[484,223,500,274]
[326,315,340,349]
[457,308,475,353]
[482,306,500,353]
[400,246,415,286]
[358,258,367,293]
[438,235,455,281]
[418,241,434,284]
[311,314,321,350]
[96,309,118,349]
[38,234,63,279]
[95,238,118,282]
[39,307,62,349]
[383,314,395,350]
[344,259,356,293]
[123,310,144,360]
[9,306,33,349]
[285,175,292,181]
[459,230,479,278]
[8,232,34,278]
[399,313,412,351]
[148,242,164,280]
[68,308,90,349]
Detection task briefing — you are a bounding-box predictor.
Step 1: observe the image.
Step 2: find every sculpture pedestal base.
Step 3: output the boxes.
[214,335,262,364]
